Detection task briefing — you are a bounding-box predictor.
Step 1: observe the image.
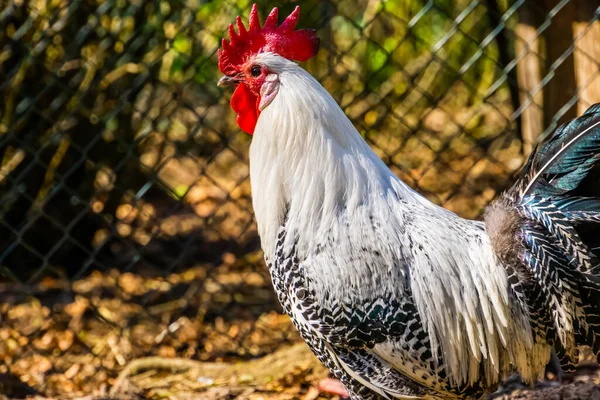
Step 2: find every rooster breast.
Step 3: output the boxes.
[266,215,439,399]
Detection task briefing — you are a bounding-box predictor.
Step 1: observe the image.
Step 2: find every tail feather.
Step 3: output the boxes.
[486,103,600,367]
[521,228,583,357]
[523,103,600,196]
[518,197,597,271]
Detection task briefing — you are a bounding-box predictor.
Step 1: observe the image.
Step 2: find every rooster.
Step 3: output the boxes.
[217,5,600,399]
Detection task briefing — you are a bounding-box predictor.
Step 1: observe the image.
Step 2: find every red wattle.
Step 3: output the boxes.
[230,84,260,135]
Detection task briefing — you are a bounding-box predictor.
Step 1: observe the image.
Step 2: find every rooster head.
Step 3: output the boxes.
[217,4,320,134]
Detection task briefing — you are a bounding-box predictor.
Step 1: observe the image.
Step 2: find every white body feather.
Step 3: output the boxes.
[249,53,551,392]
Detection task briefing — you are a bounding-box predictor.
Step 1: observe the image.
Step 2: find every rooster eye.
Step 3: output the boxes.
[251,66,261,77]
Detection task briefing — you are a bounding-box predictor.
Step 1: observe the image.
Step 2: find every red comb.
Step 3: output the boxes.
[218,4,320,76]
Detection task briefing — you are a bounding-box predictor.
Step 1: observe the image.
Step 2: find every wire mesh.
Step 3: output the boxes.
[0,0,599,398]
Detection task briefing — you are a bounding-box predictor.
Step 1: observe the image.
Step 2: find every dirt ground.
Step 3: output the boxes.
[0,263,337,400]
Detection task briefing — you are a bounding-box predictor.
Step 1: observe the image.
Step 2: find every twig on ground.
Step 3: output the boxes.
[109,357,226,396]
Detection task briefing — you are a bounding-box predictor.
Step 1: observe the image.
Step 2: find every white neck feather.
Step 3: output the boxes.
[249,55,417,255]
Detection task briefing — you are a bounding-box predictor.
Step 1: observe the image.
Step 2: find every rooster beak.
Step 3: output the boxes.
[217,76,241,87]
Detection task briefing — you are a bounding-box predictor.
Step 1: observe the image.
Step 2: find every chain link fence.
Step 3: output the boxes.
[1,0,599,398]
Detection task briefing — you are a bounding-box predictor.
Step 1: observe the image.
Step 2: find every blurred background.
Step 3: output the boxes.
[1,0,599,398]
